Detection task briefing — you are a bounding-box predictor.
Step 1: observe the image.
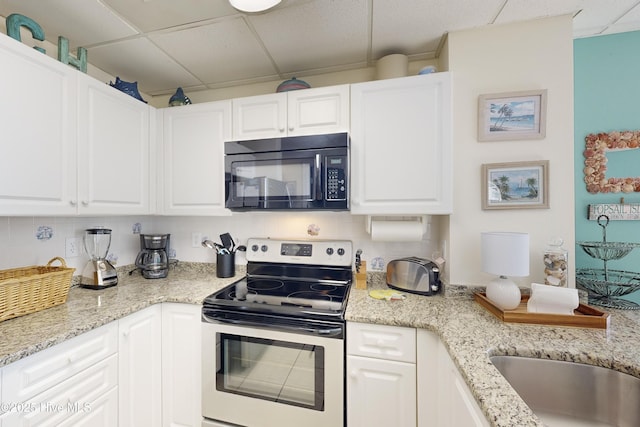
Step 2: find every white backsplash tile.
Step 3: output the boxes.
[2,213,441,273]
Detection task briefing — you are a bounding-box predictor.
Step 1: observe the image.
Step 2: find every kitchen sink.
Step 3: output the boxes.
[490,355,640,427]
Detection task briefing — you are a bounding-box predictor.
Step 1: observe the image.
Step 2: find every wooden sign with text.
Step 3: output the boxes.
[588,203,640,220]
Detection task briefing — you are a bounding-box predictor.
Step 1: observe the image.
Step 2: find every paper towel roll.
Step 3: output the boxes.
[527,283,579,315]
[370,220,424,242]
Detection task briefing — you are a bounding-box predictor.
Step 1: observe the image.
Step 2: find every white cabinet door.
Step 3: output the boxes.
[438,341,489,427]
[119,305,162,427]
[350,73,452,215]
[160,100,231,215]
[347,355,416,427]
[232,85,349,140]
[161,303,202,427]
[77,73,152,215]
[232,93,286,140]
[287,85,349,136]
[0,33,77,216]
[418,331,489,427]
[347,322,416,427]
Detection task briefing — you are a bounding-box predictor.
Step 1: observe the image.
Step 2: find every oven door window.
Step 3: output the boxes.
[230,158,314,204]
[216,333,324,411]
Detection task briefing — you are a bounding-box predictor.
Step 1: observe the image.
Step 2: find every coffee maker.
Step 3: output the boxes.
[135,234,170,279]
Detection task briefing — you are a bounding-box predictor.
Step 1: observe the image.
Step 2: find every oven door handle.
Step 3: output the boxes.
[211,316,344,338]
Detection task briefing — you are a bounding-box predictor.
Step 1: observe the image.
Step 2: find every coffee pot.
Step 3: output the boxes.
[135,234,170,279]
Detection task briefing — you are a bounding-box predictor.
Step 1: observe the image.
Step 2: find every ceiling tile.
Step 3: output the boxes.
[495,0,582,24]
[602,1,640,35]
[87,38,203,94]
[0,0,137,48]
[150,17,278,85]
[102,0,239,32]
[249,0,370,73]
[372,0,505,58]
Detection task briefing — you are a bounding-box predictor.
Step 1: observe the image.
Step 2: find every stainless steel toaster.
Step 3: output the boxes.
[386,257,441,296]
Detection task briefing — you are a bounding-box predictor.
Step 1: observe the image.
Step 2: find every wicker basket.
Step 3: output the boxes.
[0,257,75,322]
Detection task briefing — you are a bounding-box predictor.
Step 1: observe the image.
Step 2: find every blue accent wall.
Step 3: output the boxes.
[574,31,640,305]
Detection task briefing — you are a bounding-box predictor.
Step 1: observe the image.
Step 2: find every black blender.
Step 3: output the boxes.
[80,228,118,289]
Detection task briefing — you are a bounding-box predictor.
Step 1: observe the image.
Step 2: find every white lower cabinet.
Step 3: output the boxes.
[119,304,162,427]
[0,322,118,426]
[161,303,202,427]
[347,322,417,427]
[417,330,489,427]
[0,303,202,427]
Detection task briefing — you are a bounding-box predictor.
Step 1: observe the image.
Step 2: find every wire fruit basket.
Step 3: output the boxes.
[0,257,74,322]
[576,215,640,309]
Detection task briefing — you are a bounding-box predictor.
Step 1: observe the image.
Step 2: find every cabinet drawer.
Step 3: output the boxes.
[2,322,117,403]
[2,354,117,426]
[347,322,416,363]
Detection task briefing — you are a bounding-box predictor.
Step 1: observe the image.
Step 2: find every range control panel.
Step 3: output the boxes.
[246,238,353,267]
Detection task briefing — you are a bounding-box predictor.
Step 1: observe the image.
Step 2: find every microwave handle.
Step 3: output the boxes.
[314,154,322,201]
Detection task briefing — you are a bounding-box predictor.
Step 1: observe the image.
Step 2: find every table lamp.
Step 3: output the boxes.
[481,232,530,310]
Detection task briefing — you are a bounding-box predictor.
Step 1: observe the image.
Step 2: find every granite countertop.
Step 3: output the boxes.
[346,274,640,427]
[2,265,640,427]
[0,262,243,367]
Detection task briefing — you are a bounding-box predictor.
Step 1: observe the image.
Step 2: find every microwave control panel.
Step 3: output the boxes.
[326,156,347,201]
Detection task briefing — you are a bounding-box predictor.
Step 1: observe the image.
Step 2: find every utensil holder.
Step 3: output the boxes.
[216,252,235,278]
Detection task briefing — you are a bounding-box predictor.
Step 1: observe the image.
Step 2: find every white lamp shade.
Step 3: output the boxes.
[229,0,281,12]
[481,232,530,277]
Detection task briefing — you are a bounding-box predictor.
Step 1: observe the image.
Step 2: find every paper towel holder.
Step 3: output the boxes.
[366,215,428,236]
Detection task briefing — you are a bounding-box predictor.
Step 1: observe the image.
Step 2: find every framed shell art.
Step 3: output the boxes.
[478,90,547,141]
[482,160,549,210]
[584,130,640,194]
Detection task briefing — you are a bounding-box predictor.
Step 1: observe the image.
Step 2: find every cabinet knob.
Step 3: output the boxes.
[279,127,285,133]
[289,126,294,131]
[81,201,89,206]
[69,200,77,207]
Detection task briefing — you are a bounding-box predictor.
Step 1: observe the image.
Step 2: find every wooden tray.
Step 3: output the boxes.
[474,293,610,329]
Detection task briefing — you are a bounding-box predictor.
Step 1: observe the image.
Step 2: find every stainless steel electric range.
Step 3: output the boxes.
[202,237,353,427]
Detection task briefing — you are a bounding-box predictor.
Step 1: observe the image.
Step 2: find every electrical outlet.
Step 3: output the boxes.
[65,237,82,258]
[192,233,203,248]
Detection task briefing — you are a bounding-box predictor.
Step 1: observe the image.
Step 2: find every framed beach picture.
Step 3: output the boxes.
[478,90,547,141]
[482,160,549,210]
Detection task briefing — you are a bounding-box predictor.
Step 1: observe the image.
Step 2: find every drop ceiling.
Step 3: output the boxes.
[1,0,639,96]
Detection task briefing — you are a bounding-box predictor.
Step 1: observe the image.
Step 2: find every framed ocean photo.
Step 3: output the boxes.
[478,90,547,141]
[482,160,549,210]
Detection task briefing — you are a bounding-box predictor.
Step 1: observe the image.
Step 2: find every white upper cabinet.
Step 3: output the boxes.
[0,33,78,216]
[77,73,153,215]
[0,33,153,216]
[159,100,232,215]
[232,85,349,140]
[350,73,453,215]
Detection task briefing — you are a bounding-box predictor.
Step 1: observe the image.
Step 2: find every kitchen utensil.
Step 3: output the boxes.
[202,240,216,250]
[235,245,247,252]
[220,233,234,252]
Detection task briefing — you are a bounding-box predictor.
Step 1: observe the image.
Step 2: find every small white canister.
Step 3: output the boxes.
[376,53,408,80]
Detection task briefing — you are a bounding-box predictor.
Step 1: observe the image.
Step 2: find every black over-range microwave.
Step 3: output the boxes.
[224,132,349,211]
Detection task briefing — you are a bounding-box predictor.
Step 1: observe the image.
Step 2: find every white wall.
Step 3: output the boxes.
[445,15,575,288]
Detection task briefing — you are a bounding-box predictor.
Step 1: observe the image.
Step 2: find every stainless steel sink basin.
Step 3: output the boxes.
[490,355,640,427]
